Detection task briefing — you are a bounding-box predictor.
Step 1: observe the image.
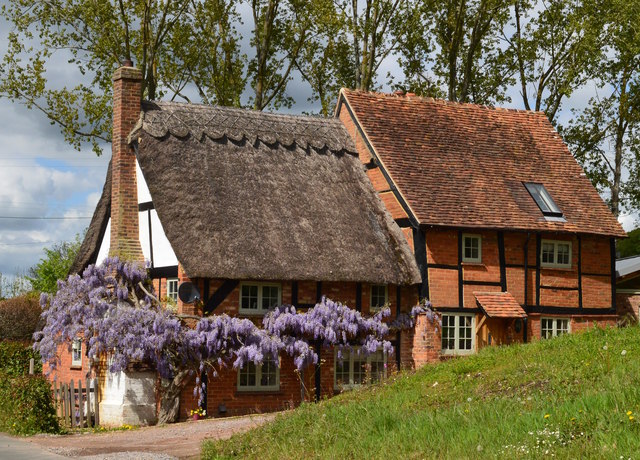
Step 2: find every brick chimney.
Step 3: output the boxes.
[109,64,144,262]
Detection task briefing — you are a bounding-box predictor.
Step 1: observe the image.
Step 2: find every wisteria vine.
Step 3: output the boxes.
[35,257,439,395]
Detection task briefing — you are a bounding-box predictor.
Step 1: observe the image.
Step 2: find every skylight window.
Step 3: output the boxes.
[523,183,563,217]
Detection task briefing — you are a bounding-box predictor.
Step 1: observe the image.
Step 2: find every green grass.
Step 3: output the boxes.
[202,325,640,459]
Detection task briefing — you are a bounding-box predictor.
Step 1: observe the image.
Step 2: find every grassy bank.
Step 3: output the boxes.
[203,325,640,459]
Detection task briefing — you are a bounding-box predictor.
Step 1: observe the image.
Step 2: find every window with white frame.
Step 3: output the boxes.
[167,278,179,302]
[541,318,570,339]
[237,356,280,391]
[71,339,82,367]
[541,240,571,268]
[441,314,475,355]
[334,348,386,389]
[462,234,482,263]
[370,285,388,311]
[239,283,281,314]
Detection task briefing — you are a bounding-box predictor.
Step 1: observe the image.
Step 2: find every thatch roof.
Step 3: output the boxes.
[69,160,111,274]
[131,101,420,285]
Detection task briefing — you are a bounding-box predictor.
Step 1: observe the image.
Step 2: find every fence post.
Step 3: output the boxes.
[93,379,99,427]
[29,358,34,375]
[60,384,67,426]
[86,378,92,427]
[66,383,72,427]
[52,381,58,418]
[69,380,75,428]
[78,379,84,428]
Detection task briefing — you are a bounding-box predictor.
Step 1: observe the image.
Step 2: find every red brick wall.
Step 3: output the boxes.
[110,66,144,262]
[170,276,419,418]
[422,229,614,311]
[400,313,442,369]
[616,293,640,322]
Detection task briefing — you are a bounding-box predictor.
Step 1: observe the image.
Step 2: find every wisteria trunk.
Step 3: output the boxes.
[157,370,191,424]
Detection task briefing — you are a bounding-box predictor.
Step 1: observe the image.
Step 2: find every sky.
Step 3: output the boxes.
[0,3,636,281]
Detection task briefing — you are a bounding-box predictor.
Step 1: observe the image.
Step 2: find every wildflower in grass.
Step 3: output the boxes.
[467,397,472,402]
[603,345,608,350]
[544,414,550,419]
[621,350,627,356]
[630,416,635,421]
[627,411,632,416]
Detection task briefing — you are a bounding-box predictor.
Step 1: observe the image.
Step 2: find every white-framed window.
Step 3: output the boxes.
[541,240,571,268]
[239,282,281,314]
[237,356,280,391]
[441,314,475,355]
[370,285,388,311]
[541,318,570,339]
[71,338,82,367]
[462,234,482,263]
[167,278,179,302]
[334,348,387,389]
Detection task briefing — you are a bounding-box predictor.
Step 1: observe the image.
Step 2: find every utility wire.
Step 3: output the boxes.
[0,216,92,220]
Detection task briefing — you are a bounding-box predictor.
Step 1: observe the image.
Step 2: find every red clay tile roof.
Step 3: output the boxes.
[339,89,626,238]
[474,292,527,318]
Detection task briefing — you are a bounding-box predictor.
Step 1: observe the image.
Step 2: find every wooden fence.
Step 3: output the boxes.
[52,379,100,428]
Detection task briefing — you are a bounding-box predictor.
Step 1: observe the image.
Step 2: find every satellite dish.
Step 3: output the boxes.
[178,282,201,303]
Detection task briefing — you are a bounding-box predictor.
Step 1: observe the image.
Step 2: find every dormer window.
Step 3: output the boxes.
[524,183,563,217]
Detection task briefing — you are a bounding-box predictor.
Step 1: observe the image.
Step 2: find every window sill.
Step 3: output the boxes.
[238,311,269,317]
[70,365,82,370]
[461,262,485,267]
[540,266,573,272]
[235,389,282,396]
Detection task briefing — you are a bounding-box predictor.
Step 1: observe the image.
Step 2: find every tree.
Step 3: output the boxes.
[396,0,514,104]
[563,0,640,217]
[505,0,602,123]
[27,235,83,294]
[617,228,640,258]
[35,257,407,423]
[1,0,306,155]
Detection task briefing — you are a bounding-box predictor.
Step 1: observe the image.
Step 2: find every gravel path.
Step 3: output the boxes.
[26,413,277,460]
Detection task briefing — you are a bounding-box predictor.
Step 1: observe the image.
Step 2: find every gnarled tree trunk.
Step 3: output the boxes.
[157,370,191,424]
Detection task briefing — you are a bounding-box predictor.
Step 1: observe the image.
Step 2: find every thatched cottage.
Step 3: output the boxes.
[56,64,625,424]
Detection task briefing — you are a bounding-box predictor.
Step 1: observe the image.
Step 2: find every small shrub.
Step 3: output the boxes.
[0,371,60,435]
[0,340,42,376]
[0,294,42,341]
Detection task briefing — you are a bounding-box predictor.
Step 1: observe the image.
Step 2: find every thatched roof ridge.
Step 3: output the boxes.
[131,101,357,155]
[69,160,111,274]
[134,101,420,285]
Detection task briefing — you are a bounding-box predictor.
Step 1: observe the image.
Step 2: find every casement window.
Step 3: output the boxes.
[370,285,388,312]
[541,240,571,268]
[239,283,281,314]
[71,339,82,367]
[541,318,570,339]
[237,356,280,391]
[441,314,475,355]
[334,349,386,389]
[167,278,179,302]
[524,182,563,218]
[462,234,482,263]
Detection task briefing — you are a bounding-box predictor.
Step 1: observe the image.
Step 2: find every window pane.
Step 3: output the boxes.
[464,236,480,260]
[459,316,473,350]
[241,285,259,310]
[261,286,279,310]
[557,244,570,265]
[167,279,179,302]
[371,285,387,309]
[557,319,569,335]
[442,315,456,350]
[369,352,385,383]
[542,243,555,264]
[353,357,366,385]
[260,359,277,386]
[335,355,350,387]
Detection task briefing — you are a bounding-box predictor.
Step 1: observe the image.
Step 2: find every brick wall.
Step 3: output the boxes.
[400,313,442,369]
[166,275,420,418]
[110,66,144,262]
[616,293,640,322]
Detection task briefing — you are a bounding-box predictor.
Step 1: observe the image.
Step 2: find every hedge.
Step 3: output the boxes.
[0,341,59,435]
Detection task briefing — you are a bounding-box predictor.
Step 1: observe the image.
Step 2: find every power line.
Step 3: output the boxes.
[0,216,92,220]
[0,241,55,247]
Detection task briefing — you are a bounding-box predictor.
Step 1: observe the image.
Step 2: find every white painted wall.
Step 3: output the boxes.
[95,159,178,268]
[100,369,157,426]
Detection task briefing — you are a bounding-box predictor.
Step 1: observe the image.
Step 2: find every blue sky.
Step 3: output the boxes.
[0,3,635,279]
